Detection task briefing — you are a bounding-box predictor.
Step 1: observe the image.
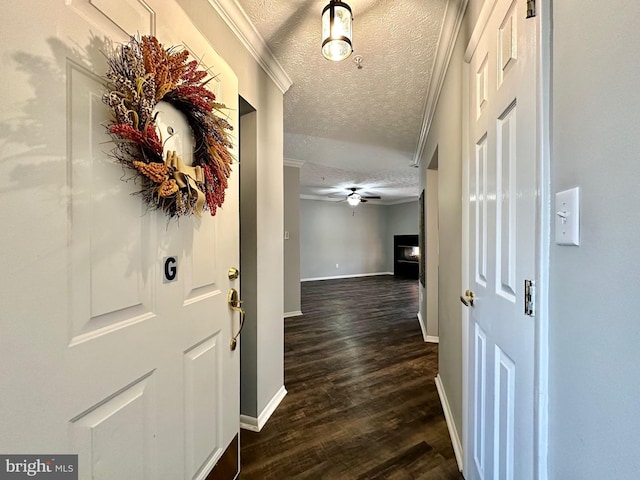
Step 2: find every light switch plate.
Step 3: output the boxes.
[555,187,580,246]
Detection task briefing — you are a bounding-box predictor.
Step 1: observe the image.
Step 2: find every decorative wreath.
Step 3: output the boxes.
[103,35,234,218]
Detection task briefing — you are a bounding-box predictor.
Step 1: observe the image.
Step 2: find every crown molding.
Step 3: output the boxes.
[284,158,305,168]
[385,198,419,206]
[207,0,293,94]
[412,0,469,166]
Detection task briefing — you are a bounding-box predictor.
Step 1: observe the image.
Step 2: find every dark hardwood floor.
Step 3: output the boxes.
[240,275,462,479]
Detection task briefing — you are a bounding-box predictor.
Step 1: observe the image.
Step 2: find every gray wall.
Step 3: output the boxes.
[283,165,301,314]
[425,170,439,339]
[420,0,640,475]
[300,199,419,280]
[300,199,389,279]
[179,0,286,421]
[417,0,482,445]
[548,1,640,477]
[239,110,258,417]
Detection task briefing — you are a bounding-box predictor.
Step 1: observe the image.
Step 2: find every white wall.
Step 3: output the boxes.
[548,1,640,477]
[178,0,285,422]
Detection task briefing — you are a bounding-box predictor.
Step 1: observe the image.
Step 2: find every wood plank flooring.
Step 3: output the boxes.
[240,275,462,479]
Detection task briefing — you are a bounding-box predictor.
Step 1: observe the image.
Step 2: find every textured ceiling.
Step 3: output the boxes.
[236,0,448,203]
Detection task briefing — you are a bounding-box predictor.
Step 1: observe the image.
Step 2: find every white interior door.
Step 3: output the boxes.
[464,0,537,479]
[0,2,239,479]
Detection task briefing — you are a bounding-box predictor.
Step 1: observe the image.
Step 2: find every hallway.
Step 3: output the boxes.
[240,276,461,479]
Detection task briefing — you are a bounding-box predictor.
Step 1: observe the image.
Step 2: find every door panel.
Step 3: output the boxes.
[493,347,515,480]
[184,335,222,479]
[476,55,489,119]
[473,325,487,478]
[67,60,155,345]
[496,102,517,301]
[465,0,537,479]
[474,135,488,287]
[183,215,220,304]
[72,0,157,37]
[1,2,239,479]
[70,372,157,479]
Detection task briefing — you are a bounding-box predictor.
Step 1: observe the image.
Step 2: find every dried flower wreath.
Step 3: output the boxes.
[103,35,233,218]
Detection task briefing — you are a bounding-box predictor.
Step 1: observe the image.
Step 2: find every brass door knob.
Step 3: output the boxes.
[228,267,239,280]
[460,289,475,307]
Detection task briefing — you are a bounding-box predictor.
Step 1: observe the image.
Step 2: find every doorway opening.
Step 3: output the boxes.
[423,147,440,343]
[238,95,258,421]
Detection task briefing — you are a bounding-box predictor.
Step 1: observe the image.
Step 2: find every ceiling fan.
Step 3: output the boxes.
[335,187,381,206]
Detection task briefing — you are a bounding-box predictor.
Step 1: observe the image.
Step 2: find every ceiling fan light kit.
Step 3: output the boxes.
[338,187,381,207]
[321,0,353,61]
[347,192,361,206]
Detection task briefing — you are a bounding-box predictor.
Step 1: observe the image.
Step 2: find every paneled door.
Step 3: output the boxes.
[0,1,240,479]
[464,0,538,479]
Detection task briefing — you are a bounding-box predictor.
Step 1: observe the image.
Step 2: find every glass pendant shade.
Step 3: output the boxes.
[347,193,361,206]
[322,0,353,61]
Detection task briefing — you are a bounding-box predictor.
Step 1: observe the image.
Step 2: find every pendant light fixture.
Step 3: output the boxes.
[322,0,353,61]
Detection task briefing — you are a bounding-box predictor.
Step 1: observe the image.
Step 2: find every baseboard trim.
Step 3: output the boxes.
[417,312,427,341]
[435,374,463,472]
[284,310,303,318]
[417,312,439,343]
[301,272,393,282]
[240,385,287,432]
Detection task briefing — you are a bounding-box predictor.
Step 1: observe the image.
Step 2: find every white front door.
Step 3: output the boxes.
[0,2,239,479]
[464,0,538,479]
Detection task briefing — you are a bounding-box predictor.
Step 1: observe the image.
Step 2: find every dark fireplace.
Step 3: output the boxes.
[394,234,419,278]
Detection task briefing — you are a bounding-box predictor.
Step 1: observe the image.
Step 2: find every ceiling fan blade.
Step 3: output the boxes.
[362,196,381,199]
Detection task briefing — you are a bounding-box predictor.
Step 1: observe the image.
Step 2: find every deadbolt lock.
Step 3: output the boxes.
[228,267,239,280]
